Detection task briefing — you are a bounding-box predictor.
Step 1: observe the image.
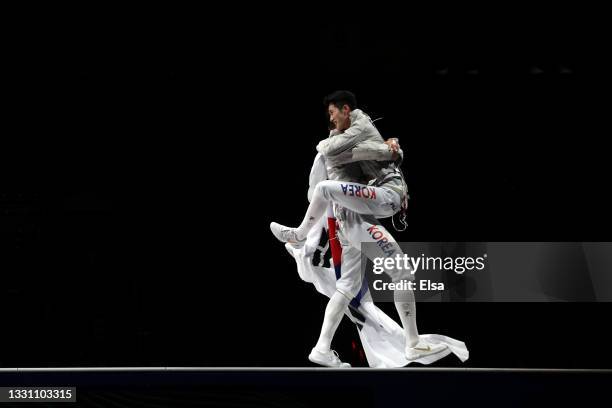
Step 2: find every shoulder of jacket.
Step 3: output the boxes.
[351,109,367,120]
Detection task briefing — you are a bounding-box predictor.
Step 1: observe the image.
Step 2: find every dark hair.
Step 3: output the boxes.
[324,90,357,111]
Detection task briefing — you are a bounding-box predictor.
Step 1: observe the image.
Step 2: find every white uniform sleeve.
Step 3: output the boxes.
[316,116,371,156]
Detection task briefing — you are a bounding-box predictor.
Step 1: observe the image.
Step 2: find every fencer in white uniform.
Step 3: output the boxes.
[270,91,448,367]
[271,106,407,245]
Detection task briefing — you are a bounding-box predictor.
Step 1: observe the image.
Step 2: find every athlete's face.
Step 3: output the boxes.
[328,103,351,132]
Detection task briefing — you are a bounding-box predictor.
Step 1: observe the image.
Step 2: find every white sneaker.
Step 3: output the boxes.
[270,222,305,246]
[405,339,448,361]
[308,348,351,368]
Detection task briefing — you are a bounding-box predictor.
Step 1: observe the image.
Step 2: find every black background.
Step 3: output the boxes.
[2,7,611,370]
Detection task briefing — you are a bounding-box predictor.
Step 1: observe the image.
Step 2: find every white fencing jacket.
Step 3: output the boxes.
[300,152,469,367]
[317,109,407,198]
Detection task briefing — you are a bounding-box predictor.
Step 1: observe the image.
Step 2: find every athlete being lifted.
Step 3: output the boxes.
[270,90,448,366]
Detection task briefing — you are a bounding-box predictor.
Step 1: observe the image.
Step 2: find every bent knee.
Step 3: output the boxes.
[313,180,337,199]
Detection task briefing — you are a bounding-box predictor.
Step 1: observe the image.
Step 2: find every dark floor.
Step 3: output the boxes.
[0,368,610,407]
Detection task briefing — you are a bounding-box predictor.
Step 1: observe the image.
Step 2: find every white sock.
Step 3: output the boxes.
[296,183,329,240]
[394,286,420,348]
[314,290,350,352]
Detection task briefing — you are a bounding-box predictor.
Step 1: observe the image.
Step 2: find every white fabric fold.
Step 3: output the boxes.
[285,218,469,368]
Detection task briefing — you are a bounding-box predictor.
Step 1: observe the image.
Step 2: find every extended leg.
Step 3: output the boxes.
[308,231,365,368]
[271,180,398,244]
[313,290,351,352]
[341,213,448,361]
